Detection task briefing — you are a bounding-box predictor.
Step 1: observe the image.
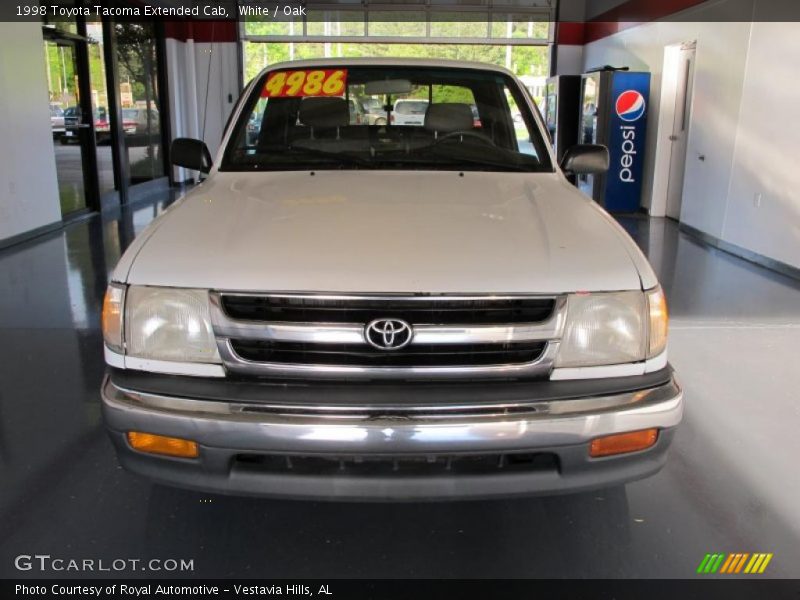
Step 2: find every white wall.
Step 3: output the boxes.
[554,44,584,75]
[722,21,800,269]
[582,0,800,269]
[0,22,61,242]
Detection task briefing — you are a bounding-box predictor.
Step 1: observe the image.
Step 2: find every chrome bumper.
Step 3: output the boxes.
[101,374,683,499]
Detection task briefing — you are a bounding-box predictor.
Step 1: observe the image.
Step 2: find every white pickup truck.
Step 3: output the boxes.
[101,58,682,500]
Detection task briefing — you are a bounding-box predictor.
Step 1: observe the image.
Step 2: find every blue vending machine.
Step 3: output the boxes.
[577,67,650,213]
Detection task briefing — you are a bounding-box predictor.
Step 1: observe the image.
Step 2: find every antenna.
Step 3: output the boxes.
[198,21,215,181]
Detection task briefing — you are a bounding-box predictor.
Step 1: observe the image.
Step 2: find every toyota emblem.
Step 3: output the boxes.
[364,319,413,350]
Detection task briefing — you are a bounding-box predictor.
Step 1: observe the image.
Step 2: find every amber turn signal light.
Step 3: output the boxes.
[589,428,658,458]
[127,432,199,458]
[102,283,125,353]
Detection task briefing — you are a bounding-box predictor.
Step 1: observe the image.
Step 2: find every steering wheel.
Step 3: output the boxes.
[433,130,496,147]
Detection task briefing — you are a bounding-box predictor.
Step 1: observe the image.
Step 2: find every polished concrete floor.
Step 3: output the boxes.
[1,195,799,579]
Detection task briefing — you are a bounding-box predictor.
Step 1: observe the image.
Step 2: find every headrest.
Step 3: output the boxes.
[299,97,349,128]
[424,103,474,133]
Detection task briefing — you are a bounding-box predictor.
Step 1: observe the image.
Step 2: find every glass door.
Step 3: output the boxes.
[86,20,116,201]
[45,36,94,216]
[44,39,87,216]
[114,22,165,187]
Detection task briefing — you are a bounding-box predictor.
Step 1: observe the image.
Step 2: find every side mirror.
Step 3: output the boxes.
[560,144,609,175]
[171,137,212,174]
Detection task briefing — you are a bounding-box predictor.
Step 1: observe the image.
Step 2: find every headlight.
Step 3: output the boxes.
[125,286,220,363]
[555,290,647,368]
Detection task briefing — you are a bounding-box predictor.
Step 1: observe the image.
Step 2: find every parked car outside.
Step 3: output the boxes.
[470,104,482,128]
[120,109,139,135]
[391,98,429,126]
[122,107,159,135]
[61,106,113,144]
[347,98,365,125]
[361,97,387,125]
[50,104,65,138]
[60,106,80,144]
[101,59,682,501]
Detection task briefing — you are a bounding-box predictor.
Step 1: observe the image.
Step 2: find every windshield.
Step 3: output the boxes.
[222,66,552,173]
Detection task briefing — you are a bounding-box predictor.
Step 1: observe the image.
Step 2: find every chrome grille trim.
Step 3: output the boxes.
[217,338,560,379]
[212,322,563,345]
[209,293,567,345]
[216,292,563,302]
[209,292,567,379]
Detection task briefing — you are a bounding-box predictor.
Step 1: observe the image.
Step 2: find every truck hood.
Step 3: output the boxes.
[123,171,643,293]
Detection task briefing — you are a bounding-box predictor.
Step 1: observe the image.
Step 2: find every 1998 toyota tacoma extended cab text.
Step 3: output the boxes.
[101,58,682,500]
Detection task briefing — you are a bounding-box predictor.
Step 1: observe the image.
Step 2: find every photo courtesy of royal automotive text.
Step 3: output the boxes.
[0,0,799,598]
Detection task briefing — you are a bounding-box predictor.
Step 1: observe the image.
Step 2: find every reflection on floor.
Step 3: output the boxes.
[0,199,798,578]
[53,139,163,215]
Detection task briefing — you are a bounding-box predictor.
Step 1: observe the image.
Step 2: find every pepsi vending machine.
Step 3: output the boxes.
[544,75,581,162]
[578,68,650,212]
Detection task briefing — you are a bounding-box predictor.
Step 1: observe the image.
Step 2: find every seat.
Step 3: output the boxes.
[298,97,348,139]
[293,97,368,153]
[424,103,475,137]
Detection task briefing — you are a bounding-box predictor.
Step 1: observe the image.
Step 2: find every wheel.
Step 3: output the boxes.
[374,117,387,126]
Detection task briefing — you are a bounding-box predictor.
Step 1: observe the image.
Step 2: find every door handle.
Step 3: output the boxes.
[669,135,678,141]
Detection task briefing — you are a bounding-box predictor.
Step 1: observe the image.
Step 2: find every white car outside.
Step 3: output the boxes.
[391,98,429,126]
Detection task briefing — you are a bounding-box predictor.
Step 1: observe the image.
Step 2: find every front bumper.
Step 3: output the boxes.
[101,371,683,501]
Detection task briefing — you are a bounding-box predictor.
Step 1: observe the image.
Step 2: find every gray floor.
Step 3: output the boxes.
[0,197,798,579]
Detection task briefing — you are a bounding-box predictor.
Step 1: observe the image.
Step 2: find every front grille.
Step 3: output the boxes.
[212,292,564,379]
[234,452,559,477]
[221,295,555,325]
[231,339,546,368]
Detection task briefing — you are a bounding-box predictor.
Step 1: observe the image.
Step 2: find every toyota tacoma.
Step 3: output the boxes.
[101,58,682,500]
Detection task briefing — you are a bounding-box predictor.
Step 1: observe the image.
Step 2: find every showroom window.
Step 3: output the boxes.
[42,11,170,219]
[239,0,554,108]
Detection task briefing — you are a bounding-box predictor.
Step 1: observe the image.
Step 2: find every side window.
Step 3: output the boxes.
[223,85,258,142]
[245,97,268,146]
[504,87,538,158]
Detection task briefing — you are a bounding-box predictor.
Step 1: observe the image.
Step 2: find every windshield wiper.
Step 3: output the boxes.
[393,148,536,172]
[229,145,538,172]
[284,145,373,168]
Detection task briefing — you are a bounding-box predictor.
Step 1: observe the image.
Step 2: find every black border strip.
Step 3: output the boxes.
[6,1,800,23]
[2,579,800,599]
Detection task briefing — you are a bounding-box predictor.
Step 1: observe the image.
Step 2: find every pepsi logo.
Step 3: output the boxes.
[616,90,646,122]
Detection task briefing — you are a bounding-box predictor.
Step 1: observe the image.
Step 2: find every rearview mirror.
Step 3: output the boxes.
[364,79,413,96]
[171,138,212,174]
[560,144,609,175]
